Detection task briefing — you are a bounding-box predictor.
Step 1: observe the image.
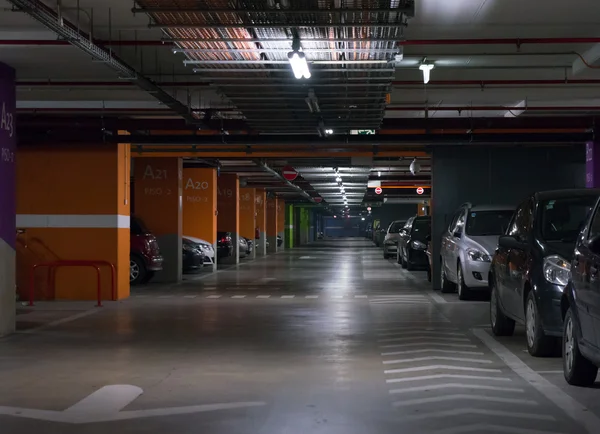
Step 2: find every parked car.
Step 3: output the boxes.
[383,220,407,259]
[244,237,254,255]
[440,204,515,299]
[426,234,433,282]
[239,237,248,258]
[217,232,233,259]
[183,235,215,265]
[562,196,600,385]
[182,237,205,272]
[130,216,163,285]
[489,189,600,357]
[397,216,431,270]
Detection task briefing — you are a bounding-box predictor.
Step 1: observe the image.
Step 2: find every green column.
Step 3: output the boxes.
[285,203,294,249]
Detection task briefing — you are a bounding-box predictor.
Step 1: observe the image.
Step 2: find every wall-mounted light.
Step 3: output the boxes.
[419,63,434,84]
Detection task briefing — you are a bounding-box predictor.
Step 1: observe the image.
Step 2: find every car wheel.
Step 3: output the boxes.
[490,278,515,336]
[525,291,556,357]
[457,264,470,300]
[130,255,147,285]
[440,259,454,293]
[563,307,598,386]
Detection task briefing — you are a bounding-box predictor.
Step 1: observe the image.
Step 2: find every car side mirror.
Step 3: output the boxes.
[589,236,600,255]
[499,235,521,249]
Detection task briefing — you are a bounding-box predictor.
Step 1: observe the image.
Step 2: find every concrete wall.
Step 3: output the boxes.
[431,145,585,288]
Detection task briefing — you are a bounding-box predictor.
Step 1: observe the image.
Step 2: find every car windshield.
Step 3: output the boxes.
[388,221,405,233]
[466,210,514,236]
[411,219,431,236]
[540,196,598,242]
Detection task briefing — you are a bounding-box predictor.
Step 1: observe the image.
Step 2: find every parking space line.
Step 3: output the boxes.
[434,423,566,434]
[354,295,368,298]
[256,295,271,299]
[378,331,466,337]
[381,342,479,349]
[231,295,246,299]
[379,336,471,343]
[382,349,485,357]
[305,295,319,299]
[281,295,295,299]
[472,328,600,433]
[388,383,525,394]
[383,356,493,365]
[384,365,502,374]
[183,295,198,299]
[386,374,511,384]
[403,409,555,422]
[428,291,447,304]
[392,394,538,408]
[206,295,222,299]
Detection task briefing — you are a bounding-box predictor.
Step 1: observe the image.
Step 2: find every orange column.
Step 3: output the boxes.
[240,188,256,259]
[255,190,267,256]
[16,143,130,301]
[183,167,217,270]
[277,199,285,250]
[217,174,239,265]
[267,196,278,253]
[134,158,182,282]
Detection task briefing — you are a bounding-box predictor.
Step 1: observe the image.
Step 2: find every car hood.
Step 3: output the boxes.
[184,236,210,245]
[467,235,501,255]
[540,241,576,261]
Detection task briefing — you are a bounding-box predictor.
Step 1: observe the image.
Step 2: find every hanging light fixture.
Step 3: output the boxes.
[419,63,434,84]
[288,37,311,79]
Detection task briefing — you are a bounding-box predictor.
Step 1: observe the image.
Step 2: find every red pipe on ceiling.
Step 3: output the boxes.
[2,37,600,47]
[16,79,600,87]
[385,106,600,111]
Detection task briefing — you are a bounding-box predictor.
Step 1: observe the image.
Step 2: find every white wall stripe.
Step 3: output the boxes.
[16,214,130,229]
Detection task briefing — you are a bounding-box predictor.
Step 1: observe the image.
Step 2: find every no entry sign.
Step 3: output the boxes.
[416,187,424,195]
[374,187,382,195]
[314,197,323,203]
[282,165,298,181]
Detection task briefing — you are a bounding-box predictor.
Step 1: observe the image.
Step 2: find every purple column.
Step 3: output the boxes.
[0,62,16,336]
[586,142,600,188]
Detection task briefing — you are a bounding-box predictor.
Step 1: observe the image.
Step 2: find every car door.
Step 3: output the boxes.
[494,213,514,313]
[400,218,413,260]
[441,209,463,280]
[506,199,534,321]
[578,204,600,347]
[447,209,466,282]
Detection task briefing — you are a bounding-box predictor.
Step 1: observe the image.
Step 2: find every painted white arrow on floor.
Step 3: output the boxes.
[392,394,538,408]
[0,385,265,424]
[383,356,492,365]
[404,409,555,422]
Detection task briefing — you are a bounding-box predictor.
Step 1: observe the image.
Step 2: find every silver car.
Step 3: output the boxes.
[440,204,514,299]
[383,220,407,259]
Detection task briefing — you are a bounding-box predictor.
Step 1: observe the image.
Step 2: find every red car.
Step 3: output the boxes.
[130,216,163,285]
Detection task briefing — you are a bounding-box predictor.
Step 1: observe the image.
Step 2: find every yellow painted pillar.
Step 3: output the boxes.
[134,158,182,282]
[16,143,131,301]
[267,196,278,253]
[255,190,267,256]
[217,174,239,265]
[240,188,256,259]
[182,167,217,271]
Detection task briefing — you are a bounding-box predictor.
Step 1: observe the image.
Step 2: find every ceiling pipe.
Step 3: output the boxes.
[385,106,600,112]
[6,0,206,127]
[253,160,316,204]
[3,37,600,47]
[16,79,600,88]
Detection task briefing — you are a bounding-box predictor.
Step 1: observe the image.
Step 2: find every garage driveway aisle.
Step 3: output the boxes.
[1,239,598,434]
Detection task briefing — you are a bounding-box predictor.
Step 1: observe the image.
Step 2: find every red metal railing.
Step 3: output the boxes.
[29,260,116,307]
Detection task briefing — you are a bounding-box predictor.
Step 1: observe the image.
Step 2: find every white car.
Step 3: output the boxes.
[183,235,215,265]
[383,220,407,259]
[440,204,514,299]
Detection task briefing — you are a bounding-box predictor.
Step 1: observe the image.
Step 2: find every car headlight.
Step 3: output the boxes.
[467,249,491,262]
[200,243,212,251]
[411,240,427,250]
[543,255,571,288]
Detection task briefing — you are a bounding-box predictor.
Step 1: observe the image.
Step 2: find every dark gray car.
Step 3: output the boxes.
[562,196,600,386]
[489,189,600,357]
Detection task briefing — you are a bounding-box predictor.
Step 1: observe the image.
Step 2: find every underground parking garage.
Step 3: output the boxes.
[3,0,600,433]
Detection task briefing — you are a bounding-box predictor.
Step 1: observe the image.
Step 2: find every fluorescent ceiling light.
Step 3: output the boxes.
[325,129,333,134]
[419,63,434,84]
[288,51,311,79]
[336,176,342,182]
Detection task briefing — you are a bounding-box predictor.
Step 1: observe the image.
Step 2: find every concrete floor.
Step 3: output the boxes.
[2,239,600,433]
